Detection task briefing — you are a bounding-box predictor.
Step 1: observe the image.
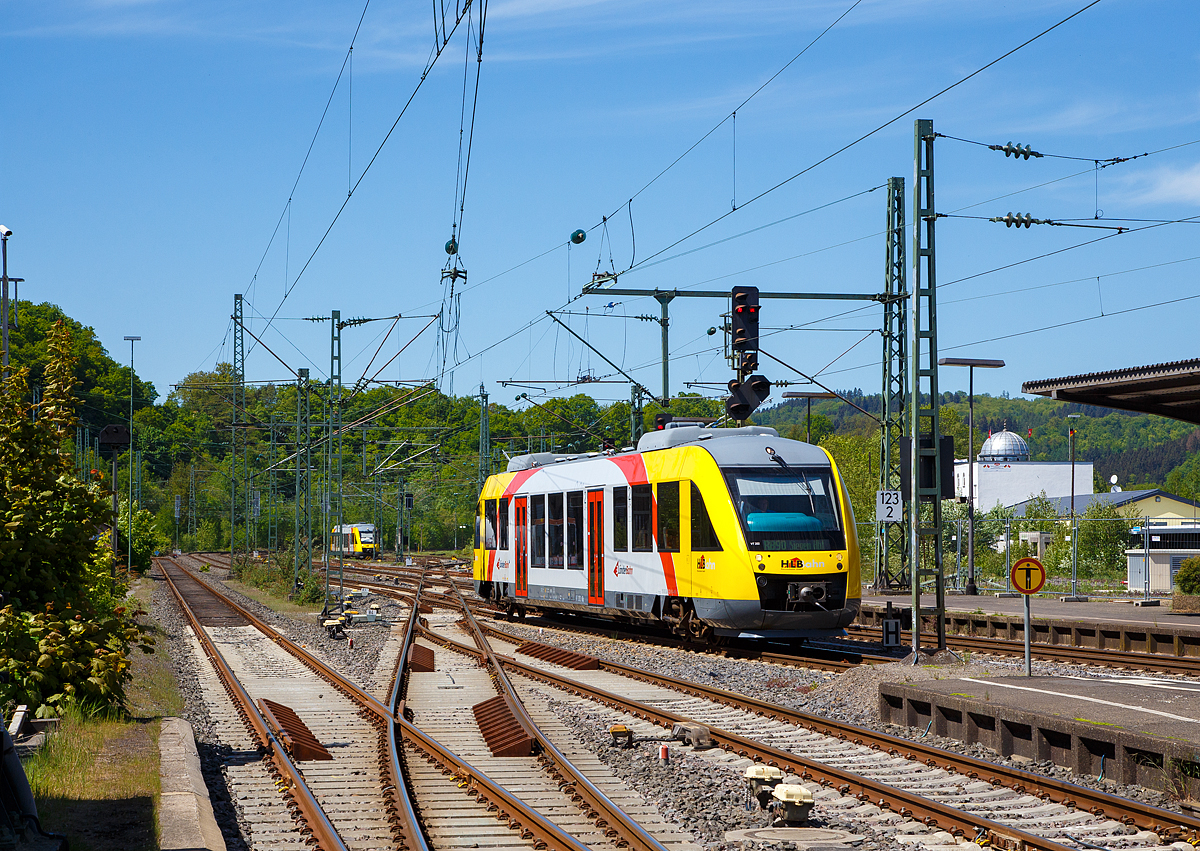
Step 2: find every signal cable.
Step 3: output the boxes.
[622,0,1104,275]
[603,0,865,220]
[245,0,373,313]
[757,347,880,424]
[251,4,475,352]
[935,133,1200,165]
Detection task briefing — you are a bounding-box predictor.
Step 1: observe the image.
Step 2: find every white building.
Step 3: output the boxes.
[954,428,1092,511]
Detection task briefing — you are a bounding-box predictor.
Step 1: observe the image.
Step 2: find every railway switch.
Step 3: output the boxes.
[744,765,783,808]
[769,784,814,824]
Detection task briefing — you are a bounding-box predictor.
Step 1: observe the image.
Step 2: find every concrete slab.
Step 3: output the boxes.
[879,674,1200,796]
[158,717,227,851]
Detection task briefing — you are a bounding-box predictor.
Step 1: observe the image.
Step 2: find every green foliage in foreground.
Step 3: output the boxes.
[0,323,153,718]
[0,602,153,718]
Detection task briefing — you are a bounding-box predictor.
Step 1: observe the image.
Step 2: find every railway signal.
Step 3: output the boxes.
[731,286,760,351]
[653,413,673,430]
[725,374,770,421]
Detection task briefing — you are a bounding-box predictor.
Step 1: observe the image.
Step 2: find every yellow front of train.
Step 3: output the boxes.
[658,436,861,639]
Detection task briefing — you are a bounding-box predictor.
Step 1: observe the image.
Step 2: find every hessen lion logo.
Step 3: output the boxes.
[613,564,633,577]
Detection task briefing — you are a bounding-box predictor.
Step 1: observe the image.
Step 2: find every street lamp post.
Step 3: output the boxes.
[124,336,140,568]
[1068,413,1082,600]
[0,226,10,376]
[452,493,462,550]
[939,358,1005,596]
[781,391,837,443]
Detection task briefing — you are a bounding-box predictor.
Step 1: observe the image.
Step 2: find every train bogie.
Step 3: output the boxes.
[473,425,860,643]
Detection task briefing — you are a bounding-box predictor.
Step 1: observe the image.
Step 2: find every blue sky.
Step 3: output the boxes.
[4,0,1199,411]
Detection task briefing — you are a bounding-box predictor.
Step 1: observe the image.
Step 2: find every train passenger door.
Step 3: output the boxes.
[514,496,528,598]
[587,490,604,605]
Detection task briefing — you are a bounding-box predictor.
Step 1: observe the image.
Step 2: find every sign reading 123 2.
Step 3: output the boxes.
[876,490,902,523]
[1010,556,1046,595]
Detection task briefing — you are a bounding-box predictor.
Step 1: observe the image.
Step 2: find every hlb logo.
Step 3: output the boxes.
[613,564,633,577]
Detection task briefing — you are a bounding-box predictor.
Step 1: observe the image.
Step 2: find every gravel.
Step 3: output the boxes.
[492,615,1189,813]
[150,556,412,850]
[174,554,408,693]
[546,696,904,851]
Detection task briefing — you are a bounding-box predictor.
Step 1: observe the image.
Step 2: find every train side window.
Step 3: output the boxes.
[484,500,497,550]
[548,493,565,567]
[656,481,680,553]
[498,498,510,550]
[691,483,722,551]
[613,487,628,552]
[631,484,653,552]
[566,492,584,569]
[531,494,547,568]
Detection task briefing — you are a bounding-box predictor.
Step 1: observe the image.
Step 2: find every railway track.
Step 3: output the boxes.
[849,625,1200,676]
[415,571,1200,851]
[162,556,703,850]
[158,557,414,850]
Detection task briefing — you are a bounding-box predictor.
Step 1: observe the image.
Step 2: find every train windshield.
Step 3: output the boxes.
[723,467,844,551]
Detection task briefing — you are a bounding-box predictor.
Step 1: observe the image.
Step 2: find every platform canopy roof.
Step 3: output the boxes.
[1022,358,1200,425]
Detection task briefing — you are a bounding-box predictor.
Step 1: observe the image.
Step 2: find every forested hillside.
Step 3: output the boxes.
[12,299,1200,555]
[757,391,1199,495]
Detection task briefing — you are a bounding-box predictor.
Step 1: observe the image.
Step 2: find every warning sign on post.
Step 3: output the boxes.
[1010,557,1046,595]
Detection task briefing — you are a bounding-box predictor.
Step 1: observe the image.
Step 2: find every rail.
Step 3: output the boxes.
[478,620,1200,839]
[443,576,671,851]
[425,625,1195,851]
[168,556,603,850]
[157,559,349,851]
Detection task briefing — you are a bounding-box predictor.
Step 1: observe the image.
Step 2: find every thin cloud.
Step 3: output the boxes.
[1125,162,1200,206]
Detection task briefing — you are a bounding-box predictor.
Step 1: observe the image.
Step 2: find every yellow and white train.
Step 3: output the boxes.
[330,523,378,559]
[472,424,860,643]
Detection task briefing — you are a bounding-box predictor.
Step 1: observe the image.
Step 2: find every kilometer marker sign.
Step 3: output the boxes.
[1010,556,1046,595]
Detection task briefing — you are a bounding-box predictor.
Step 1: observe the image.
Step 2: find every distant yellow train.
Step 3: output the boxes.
[472,424,860,643]
[330,523,378,559]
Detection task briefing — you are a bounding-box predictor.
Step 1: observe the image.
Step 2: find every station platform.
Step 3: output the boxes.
[879,674,1200,797]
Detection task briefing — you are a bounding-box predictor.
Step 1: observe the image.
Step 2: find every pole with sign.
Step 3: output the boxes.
[876,490,902,523]
[174,495,181,554]
[1010,556,1046,676]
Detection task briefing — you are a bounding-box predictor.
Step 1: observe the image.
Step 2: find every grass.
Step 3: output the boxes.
[224,576,322,619]
[19,576,185,851]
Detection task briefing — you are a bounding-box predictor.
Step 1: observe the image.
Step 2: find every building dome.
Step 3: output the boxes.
[978,427,1030,462]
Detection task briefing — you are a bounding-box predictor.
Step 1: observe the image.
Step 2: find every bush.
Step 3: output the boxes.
[1176,556,1200,595]
[0,602,153,719]
[0,323,154,717]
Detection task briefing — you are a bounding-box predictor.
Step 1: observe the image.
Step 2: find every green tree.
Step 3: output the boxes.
[819,431,877,529]
[1076,499,1135,582]
[0,325,114,612]
[1176,556,1200,595]
[0,322,151,717]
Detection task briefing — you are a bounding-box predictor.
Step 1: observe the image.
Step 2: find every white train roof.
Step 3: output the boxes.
[504,424,829,474]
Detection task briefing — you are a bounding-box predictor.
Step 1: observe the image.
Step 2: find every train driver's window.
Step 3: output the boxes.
[690,483,722,551]
[656,481,680,552]
[484,500,497,550]
[498,497,510,550]
[548,493,565,568]
[566,491,584,569]
[631,484,653,552]
[531,494,547,568]
[613,487,628,552]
